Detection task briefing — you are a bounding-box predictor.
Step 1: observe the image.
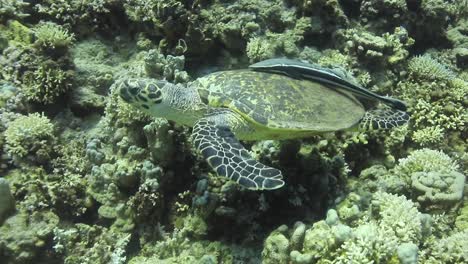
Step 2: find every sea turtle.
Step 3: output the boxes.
[117,60,409,191]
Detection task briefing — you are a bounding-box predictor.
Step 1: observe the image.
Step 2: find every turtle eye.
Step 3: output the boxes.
[119,79,137,103]
[145,82,163,104]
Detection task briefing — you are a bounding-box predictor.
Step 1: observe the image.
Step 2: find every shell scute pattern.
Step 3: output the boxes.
[195,70,365,132]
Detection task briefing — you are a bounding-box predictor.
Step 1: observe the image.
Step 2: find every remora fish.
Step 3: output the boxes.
[249,58,407,111]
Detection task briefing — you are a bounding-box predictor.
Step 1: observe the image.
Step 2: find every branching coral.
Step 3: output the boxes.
[0,0,29,23]
[395,148,460,176]
[408,55,455,82]
[53,224,131,264]
[34,0,113,31]
[4,113,56,164]
[396,53,467,150]
[22,62,74,104]
[420,230,468,263]
[262,192,430,264]
[33,21,75,54]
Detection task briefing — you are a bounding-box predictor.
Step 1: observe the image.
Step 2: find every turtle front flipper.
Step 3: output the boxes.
[359,108,410,130]
[192,116,284,190]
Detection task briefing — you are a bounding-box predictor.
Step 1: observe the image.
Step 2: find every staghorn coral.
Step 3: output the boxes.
[396,53,467,152]
[420,230,468,263]
[0,21,75,105]
[411,126,445,147]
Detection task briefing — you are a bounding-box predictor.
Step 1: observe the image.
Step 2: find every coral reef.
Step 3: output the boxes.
[0,0,466,263]
[0,178,15,223]
[4,113,56,164]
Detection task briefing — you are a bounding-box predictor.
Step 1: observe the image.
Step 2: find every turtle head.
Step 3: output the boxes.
[117,78,176,115]
[117,78,204,123]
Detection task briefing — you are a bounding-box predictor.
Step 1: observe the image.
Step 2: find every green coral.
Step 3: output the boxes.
[411,126,444,147]
[246,17,311,62]
[408,55,455,82]
[395,148,460,176]
[4,113,56,163]
[0,210,59,263]
[34,0,113,31]
[0,0,29,23]
[22,62,74,104]
[0,20,33,49]
[420,230,468,263]
[53,224,130,264]
[0,178,15,223]
[33,21,75,53]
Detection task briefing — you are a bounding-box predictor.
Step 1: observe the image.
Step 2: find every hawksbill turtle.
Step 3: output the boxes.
[116,59,409,191]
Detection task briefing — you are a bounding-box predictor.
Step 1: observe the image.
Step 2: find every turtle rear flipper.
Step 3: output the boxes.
[192,115,284,190]
[359,108,410,130]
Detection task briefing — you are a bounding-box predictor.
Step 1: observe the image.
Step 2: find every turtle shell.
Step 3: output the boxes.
[193,70,365,132]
